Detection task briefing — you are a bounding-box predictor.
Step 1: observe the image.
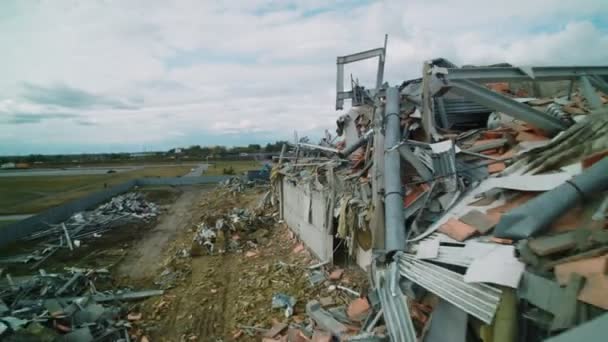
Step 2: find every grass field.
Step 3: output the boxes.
[0,165,192,215]
[205,160,263,176]
[0,220,17,228]
[0,160,264,215]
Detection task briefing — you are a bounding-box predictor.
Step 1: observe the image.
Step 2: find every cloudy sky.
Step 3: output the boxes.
[1,0,607,155]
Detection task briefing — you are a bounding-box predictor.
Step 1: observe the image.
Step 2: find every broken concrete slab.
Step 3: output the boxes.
[319,297,336,307]
[459,209,496,234]
[528,230,587,256]
[306,300,349,337]
[264,322,288,338]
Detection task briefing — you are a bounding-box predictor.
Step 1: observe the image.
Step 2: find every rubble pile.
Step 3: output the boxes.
[219,176,263,194]
[191,207,277,256]
[28,192,159,243]
[0,192,159,269]
[0,267,162,340]
[191,186,277,256]
[0,193,160,270]
[270,42,608,341]
[228,244,370,340]
[30,192,159,240]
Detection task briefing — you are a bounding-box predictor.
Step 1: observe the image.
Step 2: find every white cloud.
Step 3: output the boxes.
[0,0,607,154]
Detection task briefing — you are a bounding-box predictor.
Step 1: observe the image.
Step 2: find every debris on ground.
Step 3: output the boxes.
[219,176,267,195]
[0,267,163,340]
[0,192,160,270]
[28,192,159,243]
[130,181,369,340]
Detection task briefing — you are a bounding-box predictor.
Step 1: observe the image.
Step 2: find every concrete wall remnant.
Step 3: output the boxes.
[282,181,333,262]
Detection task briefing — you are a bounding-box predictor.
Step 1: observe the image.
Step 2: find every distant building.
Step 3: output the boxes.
[130,152,156,158]
[1,162,15,169]
[15,163,30,169]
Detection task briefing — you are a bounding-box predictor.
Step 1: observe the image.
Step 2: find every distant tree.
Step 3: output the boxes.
[222,166,235,175]
[263,140,289,152]
[247,144,262,151]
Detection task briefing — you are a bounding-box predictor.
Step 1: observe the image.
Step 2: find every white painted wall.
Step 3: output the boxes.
[282,180,333,262]
[281,178,374,270]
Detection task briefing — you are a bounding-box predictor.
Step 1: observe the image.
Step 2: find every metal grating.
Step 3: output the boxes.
[398,254,502,324]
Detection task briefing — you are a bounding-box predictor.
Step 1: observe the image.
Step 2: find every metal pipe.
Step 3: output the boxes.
[384,87,406,252]
[297,142,339,154]
[338,129,373,158]
[278,144,287,165]
[495,156,608,239]
[459,150,502,161]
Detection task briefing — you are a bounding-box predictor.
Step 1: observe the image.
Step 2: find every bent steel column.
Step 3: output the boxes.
[495,156,608,239]
[448,79,568,136]
[384,87,406,252]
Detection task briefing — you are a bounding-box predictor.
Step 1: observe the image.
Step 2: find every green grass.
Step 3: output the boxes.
[205,160,263,176]
[0,165,192,215]
[0,220,17,228]
[0,160,263,215]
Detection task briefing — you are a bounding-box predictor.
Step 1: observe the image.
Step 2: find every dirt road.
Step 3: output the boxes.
[117,186,209,279]
[113,185,366,341]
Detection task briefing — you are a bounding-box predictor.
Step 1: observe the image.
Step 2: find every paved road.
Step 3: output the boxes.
[0,163,209,177]
[0,166,140,177]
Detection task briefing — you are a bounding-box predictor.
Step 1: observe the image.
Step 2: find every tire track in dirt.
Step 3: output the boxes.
[116,186,206,279]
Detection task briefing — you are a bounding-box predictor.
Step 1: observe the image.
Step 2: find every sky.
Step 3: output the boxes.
[1,0,607,155]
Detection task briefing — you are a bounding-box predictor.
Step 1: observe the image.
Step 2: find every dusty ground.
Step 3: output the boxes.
[116,186,210,279]
[117,185,367,342]
[2,184,367,341]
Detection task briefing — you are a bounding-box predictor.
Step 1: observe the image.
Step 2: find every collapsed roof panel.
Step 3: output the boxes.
[273,37,608,340]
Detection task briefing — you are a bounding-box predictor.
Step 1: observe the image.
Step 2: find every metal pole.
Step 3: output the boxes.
[338,129,373,158]
[384,87,406,252]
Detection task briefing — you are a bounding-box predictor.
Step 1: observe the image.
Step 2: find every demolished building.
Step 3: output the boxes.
[272,37,608,341]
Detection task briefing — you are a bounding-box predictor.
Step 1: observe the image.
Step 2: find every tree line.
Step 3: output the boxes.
[0,141,290,164]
